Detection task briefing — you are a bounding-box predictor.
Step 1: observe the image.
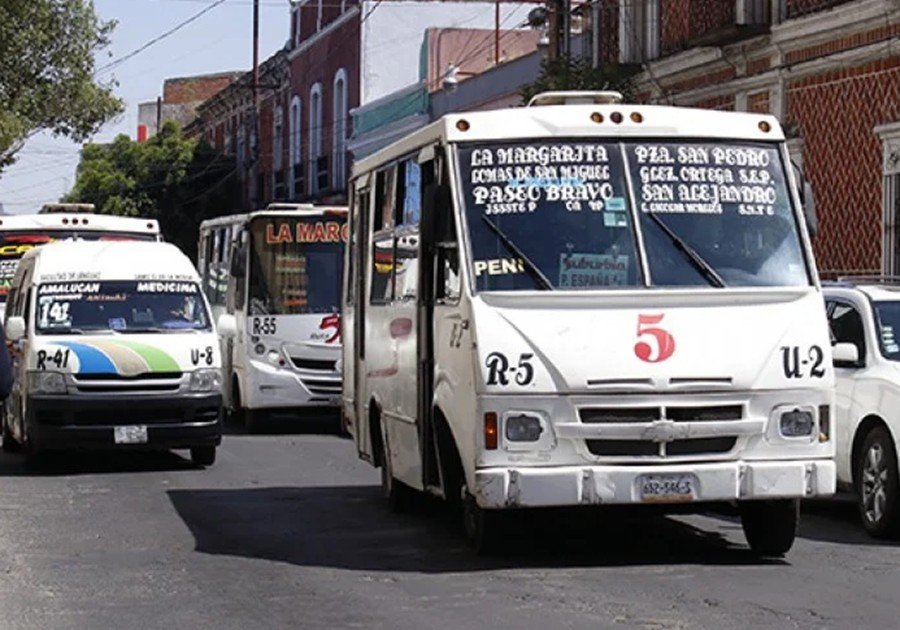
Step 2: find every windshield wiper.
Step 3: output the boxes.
[643,212,726,288]
[480,216,553,291]
[117,327,166,334]
[41,328,87,335]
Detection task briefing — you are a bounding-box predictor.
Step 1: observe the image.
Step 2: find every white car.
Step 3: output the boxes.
[824,280,900,537]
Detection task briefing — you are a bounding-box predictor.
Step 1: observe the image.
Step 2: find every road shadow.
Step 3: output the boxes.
[223,408,346,438]
[797,496,900,547]
[168,485,780,573]
[0,447,199,477]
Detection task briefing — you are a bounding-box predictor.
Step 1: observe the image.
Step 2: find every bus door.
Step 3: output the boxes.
[225,227,248,406]
[347,181,369,454]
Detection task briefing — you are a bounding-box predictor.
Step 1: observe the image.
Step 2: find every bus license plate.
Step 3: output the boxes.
[639,474,695,503]
[114,425,148,445]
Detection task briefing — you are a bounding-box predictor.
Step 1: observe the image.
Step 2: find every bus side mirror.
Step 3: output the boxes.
[5,316,25,342]
[217,313,237,338]
[832,342,860,368]
[422,183,454,246]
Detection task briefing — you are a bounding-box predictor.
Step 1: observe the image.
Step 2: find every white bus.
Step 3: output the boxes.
[199,204,347,431]
[342,91,837,556]
[0,207,161,319]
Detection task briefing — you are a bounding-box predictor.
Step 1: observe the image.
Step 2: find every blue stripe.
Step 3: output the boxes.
[55,342,117,375]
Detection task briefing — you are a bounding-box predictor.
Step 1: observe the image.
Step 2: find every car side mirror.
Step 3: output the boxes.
[5,316,25,342]
[832,342,860,368]
[217,313,237,338]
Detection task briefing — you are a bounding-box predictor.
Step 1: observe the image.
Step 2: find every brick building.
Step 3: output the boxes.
[137,71,243,141]
[592,0,900,276]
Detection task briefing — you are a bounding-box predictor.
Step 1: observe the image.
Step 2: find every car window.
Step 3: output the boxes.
[828,302,866,359]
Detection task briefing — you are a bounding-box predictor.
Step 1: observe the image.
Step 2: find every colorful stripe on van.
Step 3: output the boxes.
[55,341,180,376]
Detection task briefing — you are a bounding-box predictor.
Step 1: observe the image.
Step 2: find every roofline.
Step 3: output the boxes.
[199,208,348,230]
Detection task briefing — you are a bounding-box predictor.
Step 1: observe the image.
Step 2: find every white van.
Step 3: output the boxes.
[2,241,225,466]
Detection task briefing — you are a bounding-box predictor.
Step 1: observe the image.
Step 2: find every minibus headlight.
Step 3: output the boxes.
[28,371,66,394]
[505,413,544,442]
[190,369,222,392]
[780,408,814,437]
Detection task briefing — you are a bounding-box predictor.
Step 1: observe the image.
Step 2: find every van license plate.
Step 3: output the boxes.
[114,425,148,444]
[639,474,695,503]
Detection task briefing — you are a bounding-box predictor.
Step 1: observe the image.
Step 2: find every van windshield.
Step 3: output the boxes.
[458,140,809,291]
[35,281,211,334]
[248,215,347,315]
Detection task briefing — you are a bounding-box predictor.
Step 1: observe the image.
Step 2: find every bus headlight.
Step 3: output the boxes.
[505,413,544,442]
[28,371,66,394]
[780,408,814,437]
[190,369,222,393]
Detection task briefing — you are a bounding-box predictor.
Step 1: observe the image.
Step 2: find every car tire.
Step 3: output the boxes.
[856,426,900,538]
[190,446,216,467]
[740,498,799,558]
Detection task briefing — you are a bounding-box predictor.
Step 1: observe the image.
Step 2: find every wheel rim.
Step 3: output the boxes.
[862,442,890,525]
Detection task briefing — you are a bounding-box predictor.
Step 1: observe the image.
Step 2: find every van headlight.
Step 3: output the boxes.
[190,368,222,392]
[28,371,67,394]
[780,408,814,437]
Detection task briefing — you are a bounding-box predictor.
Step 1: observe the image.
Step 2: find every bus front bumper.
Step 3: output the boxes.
[474,459,836,509]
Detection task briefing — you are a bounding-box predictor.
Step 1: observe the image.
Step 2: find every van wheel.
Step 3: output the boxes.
[739,499,799,557]
[190,446,216,467]
[856,426,900,538]
[463,487,504,555]
[244,409,262,434]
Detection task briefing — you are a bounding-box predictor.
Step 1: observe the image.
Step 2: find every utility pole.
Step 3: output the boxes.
[251,0,260,210]
[494,0,500,65]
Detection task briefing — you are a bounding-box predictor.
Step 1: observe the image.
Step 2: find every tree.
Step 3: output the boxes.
[0,1,123,172]
[521,56,637,105]
[66,122,238,260]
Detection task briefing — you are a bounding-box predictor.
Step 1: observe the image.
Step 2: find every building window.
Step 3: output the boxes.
[309,82,323,195]
[619,0,660,63]
[273,104,284,172]
[289,95,302,198]
[332,68,348,191]
[876,122,900,274]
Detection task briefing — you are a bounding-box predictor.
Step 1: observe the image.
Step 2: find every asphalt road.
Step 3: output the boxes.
[0,426,897,630]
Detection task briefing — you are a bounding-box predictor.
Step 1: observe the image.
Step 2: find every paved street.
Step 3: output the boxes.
[0,426,897,630]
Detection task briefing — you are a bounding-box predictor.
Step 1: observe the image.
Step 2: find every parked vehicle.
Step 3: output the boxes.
[824,278,900,537]
[341,91,836,556]
[198,204,347,431]
[2,241,223,466]
[0,204,161,320]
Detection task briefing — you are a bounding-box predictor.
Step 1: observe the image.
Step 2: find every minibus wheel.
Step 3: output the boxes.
[2,412,19,453]
[190,446,216,467]
[380,441,414,513]
[855,426,900,538]
[462,487,504,555]
[739,498,799,557]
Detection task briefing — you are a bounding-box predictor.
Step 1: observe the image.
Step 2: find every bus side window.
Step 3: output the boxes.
[426,162,459,303]
[370,234,394,304]
[230,236,247,312]
[374,167,396,232]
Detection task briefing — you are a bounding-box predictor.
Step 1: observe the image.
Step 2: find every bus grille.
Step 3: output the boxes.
[299,376,341,396]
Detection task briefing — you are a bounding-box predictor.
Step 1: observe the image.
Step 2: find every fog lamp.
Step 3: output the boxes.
[254,343,266,355]
[780,408,814,437]
[505,413,543,442]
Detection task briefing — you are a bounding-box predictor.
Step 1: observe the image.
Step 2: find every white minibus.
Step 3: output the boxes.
[199,204,347,431]
[342,91,836,556]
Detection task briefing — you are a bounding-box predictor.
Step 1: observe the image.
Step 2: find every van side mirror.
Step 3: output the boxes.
[217,313,237,338]
[421,183,454,247]
[832,342,860,368]
[5,316,25,342]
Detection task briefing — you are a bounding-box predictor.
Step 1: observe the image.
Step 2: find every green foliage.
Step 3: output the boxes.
[520,56,637,105]
[66,122,237,260]
[0,1,124,172]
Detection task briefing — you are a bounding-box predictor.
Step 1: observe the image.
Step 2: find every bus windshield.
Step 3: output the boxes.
[36,280,211,334]
[0,230,157,302]
[458,140,809,291]
[248,215,347,316]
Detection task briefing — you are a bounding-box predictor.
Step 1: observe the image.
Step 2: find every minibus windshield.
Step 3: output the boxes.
[248,215,346,315]
[35,281,211,334]
[458,140,809,291]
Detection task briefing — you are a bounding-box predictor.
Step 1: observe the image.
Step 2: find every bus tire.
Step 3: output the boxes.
[2,412,19,453]
[244,409,261,434]
[463,489,505,555]
[190,446,216,467]
[739,498,799,558]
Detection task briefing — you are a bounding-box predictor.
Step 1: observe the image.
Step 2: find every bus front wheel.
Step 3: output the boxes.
[739,498,799,557]
[463,488,505,555]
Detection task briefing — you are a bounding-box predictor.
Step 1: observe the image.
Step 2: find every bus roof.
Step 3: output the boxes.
[24,241,196,283]
[352,101,785,178]
[199,206,348,231]
[0,212,159,234]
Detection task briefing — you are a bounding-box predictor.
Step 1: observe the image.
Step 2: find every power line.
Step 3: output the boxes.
[95,0,229,76]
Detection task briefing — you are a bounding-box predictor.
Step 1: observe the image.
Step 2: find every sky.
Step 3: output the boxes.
[0,0,290,214]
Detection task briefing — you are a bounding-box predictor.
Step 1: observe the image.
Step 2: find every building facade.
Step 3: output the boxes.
[137,72,243,141]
